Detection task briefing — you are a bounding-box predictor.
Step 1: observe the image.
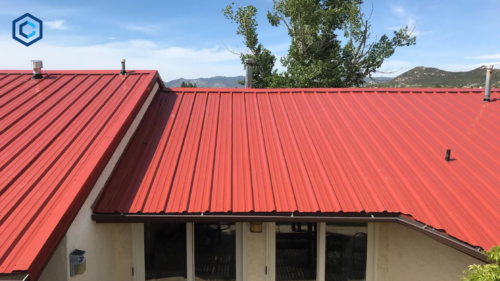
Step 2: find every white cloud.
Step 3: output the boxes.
[409,30,433,36]
[387,7,423,36]
[125,25,162,34]
[45,20,69,30]
[473,54,500,59]
[391,6,406,17]
[0,36,243,81]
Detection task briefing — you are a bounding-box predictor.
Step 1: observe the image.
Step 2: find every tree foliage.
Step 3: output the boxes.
[223,0,416,88]
[180,81,197,88]
[461,246,500,281]
[223,4,278,88]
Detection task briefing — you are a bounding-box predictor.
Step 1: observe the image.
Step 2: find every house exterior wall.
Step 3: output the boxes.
[40,215,482,281]
[38,236,68,281]
[375,223,482,281]
[38,222,133,281]
[38,82,159,281]
[242,222,481,281]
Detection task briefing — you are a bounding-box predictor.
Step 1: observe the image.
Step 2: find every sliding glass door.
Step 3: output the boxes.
[325,223,367,281]
[145,223,187,280]
[270,222,369,281]
[144,223,239,281]
[194,223,237,281]
[275,223,317,281]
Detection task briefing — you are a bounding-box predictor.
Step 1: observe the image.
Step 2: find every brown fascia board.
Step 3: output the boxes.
[92,212,487,263]
[0,273,29,281]
[91,212,400,223]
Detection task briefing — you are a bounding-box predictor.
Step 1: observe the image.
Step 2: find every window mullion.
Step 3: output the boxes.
[366,223,377,281]
[236,222,245,281]
[187,222,195,281]
[317,222,326,281]
[267,222,276,281]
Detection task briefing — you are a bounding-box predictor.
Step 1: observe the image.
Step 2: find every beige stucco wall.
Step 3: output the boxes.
[66,221,133,281]
[245,223,268,281]
[39,218,133,281]
[375,223,482,281]
[38,236,68,281]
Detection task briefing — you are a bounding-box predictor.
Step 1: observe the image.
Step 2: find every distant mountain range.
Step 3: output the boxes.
[371,66,499,88]
[363,76,394,84]
[163,75,391,88]
[163,66,499,88]
[164,76,244,88]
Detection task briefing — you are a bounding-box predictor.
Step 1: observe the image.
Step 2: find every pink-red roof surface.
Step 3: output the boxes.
[95,87,500,251]
[0,70,159,278]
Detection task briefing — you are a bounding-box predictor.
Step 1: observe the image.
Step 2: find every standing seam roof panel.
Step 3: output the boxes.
[94,88,500,252]
[0,70,160,278]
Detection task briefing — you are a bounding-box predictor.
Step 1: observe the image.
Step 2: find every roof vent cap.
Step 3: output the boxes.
[245,59,254,89]
[483,65,493,102]
[31,60,43,79]
[120,59,126,75]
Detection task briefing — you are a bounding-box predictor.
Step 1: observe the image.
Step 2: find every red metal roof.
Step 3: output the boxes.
[0,70,159,278]
[94,87,500,251]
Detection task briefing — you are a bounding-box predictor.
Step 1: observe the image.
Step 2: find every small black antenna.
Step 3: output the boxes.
[445,149,451,162]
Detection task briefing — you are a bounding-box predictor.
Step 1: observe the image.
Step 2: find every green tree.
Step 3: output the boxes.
[223,0,416,88]
[461,246,500,281]
[223,4,279,88]
[180,81,197,88]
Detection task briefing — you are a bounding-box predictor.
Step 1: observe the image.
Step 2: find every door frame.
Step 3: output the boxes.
[131,223,145,281]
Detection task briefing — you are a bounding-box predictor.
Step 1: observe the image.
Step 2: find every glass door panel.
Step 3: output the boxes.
[325,223,367,281]
[145,223,187,280]
[276,222,317,281]
[194,223,237,281]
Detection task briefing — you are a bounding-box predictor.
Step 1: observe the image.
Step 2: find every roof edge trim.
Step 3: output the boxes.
[0,273,29,281]
[92,212,399,223]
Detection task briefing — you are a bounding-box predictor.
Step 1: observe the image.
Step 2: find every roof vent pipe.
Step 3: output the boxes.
[31,60,43,79]
[120,59,127,75]
[245,59,254,88]
[483,65,493,102]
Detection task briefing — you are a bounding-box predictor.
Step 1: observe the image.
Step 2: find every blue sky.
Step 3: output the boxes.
[1,0,499,81]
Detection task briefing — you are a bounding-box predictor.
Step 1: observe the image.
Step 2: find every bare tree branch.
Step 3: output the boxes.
[221,40,244,56]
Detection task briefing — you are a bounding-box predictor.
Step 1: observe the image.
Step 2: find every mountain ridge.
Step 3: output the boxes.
[372,66,500,88]
[164,76,244,88]
[163,66,499,88]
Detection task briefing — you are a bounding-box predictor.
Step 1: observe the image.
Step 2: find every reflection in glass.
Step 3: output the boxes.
[276,223,317,281]
[325,223,367,281]
[195,223,236,281]
[144,223,187,280]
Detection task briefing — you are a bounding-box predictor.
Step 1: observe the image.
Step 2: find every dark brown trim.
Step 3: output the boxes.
[0,273,29,281]
[91,212,399,223]
[92,212,487,262]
